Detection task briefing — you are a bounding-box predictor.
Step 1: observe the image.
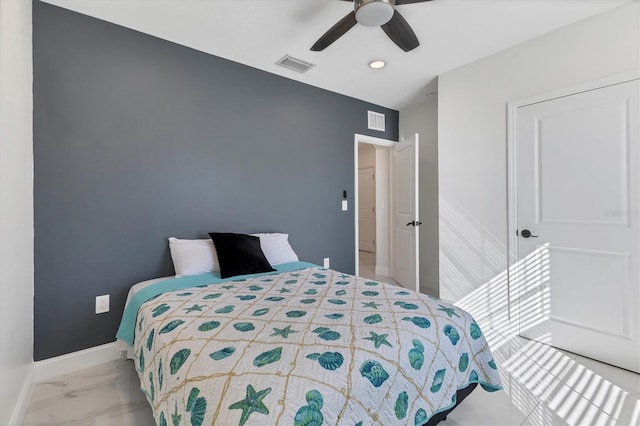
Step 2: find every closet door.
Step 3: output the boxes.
[515,79,639,373]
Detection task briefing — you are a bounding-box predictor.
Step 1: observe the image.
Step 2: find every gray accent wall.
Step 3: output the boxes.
[33,1,398,360]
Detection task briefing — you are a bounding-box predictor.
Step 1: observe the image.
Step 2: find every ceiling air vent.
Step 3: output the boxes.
[368,111,386,132]
[275,55,315,74]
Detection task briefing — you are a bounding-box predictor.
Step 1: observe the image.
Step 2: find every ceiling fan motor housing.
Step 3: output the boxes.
[355,0,395,27]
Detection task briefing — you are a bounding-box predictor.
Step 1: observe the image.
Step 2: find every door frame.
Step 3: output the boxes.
[354,133,395,276]
[506,69,640,335]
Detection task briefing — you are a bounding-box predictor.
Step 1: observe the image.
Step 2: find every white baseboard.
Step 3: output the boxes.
[34,341,121,382]
[375,265,390,276]
[8,366,34,426]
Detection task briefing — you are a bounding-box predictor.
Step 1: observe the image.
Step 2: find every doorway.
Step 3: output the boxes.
[354,133,420,290]
[358,161,377,274]
[354,135,395,283]
[356,141,392,282]
[354,133,422,292]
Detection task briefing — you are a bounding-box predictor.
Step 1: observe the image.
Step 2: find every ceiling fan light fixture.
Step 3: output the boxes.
[355,0,394,27]
[369,60,386,69]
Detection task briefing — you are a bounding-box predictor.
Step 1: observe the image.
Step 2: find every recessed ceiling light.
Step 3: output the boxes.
[369,60,386,69]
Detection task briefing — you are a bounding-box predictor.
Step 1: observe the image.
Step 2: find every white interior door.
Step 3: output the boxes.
[515,79,639,373]
[392,134,419,292]
[358,167,376,253]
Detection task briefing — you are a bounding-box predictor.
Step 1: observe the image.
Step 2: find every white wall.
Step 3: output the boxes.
[400,99,439,295]
[0,0,34,424]
[438,3,639,329]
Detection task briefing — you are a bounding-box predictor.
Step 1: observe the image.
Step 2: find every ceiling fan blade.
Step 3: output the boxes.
[381,10,419,52]
[395,0,432,4]
[311,11,357,51]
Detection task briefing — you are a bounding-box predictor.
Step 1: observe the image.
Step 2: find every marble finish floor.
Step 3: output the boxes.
[23,359,155,425]
[446,335,639,425]
[23,335,639,425]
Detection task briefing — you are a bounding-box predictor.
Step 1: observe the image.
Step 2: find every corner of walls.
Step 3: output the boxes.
[7,367,35,426]
[0,0,35,424]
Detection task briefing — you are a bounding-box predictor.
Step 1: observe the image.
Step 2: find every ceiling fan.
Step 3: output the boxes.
[311,0,432,53]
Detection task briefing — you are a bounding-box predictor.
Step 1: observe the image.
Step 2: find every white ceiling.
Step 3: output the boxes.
[42,0,630,110]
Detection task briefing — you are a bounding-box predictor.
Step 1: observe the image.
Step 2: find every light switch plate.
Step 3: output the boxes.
[341,200,348,211]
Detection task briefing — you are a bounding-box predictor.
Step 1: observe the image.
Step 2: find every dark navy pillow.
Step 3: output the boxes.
[208,233,275,278]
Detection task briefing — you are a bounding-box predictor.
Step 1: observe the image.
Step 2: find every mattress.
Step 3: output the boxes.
[116,262,502,425]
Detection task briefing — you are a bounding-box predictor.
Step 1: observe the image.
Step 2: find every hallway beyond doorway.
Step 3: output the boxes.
[358,251,398,286]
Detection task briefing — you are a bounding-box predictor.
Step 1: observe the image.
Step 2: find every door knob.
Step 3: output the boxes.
[520,229,538,238]
[406,221,423,227]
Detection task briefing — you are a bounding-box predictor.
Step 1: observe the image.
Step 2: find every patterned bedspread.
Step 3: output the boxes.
[126,266,501,425]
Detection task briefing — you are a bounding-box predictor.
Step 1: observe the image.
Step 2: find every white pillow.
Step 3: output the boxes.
[168,237,220,277]
[251,233,299,266]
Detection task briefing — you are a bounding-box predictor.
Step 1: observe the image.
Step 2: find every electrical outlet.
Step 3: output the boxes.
[96,294,109,314]
[323,257,330,268]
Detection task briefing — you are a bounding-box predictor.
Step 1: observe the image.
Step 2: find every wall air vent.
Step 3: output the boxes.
[275,55,315,74]
[367,111,386,132]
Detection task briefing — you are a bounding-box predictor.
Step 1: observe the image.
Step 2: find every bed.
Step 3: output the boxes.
[116,235,502,425]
